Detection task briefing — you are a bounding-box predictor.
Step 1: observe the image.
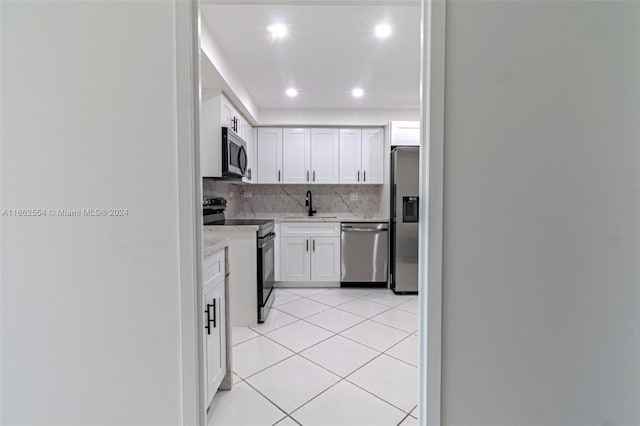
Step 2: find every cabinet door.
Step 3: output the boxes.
[310,237,341,282]
[257,128,283,183]
[311,128,339,184]
[361,128,384,184]
[236,115,244,138]
[220,96,234,129]
[280,237,311,282]
[204,282,226,407]
[339,128,362,184]
[390,121,420,146]
[283,128,311,184]
[221,95,243,135]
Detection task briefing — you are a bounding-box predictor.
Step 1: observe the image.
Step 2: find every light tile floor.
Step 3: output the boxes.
[211,287,419,426]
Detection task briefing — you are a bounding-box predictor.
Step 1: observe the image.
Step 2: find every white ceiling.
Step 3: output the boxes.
[200,2,421,111]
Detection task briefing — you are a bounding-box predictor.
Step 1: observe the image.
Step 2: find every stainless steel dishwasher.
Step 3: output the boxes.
[340,222,389,284]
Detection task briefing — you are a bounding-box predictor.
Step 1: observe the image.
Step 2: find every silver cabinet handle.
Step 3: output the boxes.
[307,170,310,182]
[306,239,309,252]
[357,170,360,182]
[278,170,281,182]
[312,239,316,251]
[363,170,366,182]
[313,170,316,182]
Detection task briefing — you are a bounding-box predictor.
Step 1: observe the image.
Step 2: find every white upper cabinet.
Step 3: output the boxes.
[221,95,243,136]
[339,127,384,184]
[361,128,384,184]
[220,96,234,130]
[257,128,283,183]
[310,128,340,184]
[283,128,311,184]
[200,91,252,178]
[339,128,362,184]
[390,121,420,146]
[255,126,383,184]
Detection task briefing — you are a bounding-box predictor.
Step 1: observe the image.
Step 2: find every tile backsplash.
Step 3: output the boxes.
[203,180,386,218]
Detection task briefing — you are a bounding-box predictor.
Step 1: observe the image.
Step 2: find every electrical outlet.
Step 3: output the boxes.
[244,192,252,198]
[350,192,359,201]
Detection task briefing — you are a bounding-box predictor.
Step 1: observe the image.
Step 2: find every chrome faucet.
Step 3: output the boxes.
[305,190,317,216]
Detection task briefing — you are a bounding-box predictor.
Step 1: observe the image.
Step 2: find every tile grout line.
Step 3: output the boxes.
[234,375,292,422]
[235,301,413,380]
[409,404,418,419]
[236,351,414,425]
[252,322,415,418]
[235,298,415,350]
[380,332,420,368]
[231,288,419,424]
[396,411,413,426]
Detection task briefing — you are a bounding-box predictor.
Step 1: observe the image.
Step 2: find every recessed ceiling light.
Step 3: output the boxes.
[375,23,392,38]
[285,88,298,97]
[267,23,288,39]
[352,87,364,98]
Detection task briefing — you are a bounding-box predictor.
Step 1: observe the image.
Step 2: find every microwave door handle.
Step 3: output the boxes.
[238,145,248,174]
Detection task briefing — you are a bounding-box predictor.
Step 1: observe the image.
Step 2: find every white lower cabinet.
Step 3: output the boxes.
[310,237,341,282]
[280,237,312,281]
[279,222,341,283]
[203,249,227,409]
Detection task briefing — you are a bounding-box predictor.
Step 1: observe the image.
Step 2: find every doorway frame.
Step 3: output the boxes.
[419,0,446,425]
[175,0,206,425]
[175,0,447,424]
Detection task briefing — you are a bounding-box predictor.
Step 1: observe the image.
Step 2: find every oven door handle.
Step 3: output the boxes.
[258,232,276,248]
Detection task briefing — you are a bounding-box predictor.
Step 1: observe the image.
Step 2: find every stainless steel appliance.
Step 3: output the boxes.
[340,222,389,285]
[221,127,248,179]
[203,197,275,322]
[390,147,419,294]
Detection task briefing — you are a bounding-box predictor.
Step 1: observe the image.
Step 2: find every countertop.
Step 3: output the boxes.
[203,224,260,231]
[230,216,389,223]
[202,236,228,258]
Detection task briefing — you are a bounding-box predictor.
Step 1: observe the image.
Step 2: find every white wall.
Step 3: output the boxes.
[200,18,259,123]
[1,1,185,424]
[440,1,640,425]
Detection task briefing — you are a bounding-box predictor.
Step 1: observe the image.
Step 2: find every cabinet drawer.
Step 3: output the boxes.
[203,249,226,285]
[280,222,340,237]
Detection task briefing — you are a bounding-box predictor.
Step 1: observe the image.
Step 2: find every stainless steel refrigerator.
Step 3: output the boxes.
[390,146,419,294]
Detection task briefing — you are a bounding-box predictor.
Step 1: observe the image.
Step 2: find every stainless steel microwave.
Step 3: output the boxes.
[222,127,248,178]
